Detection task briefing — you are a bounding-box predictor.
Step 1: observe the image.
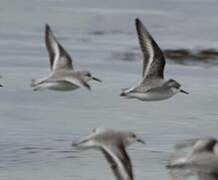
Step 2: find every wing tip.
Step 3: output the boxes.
[135,17,145,28]
[45,23,52,35]
[135,17,148,34]
[135,17,141,25]
[135,18,141,29]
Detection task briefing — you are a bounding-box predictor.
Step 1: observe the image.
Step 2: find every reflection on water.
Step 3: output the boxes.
[1,0,218,180]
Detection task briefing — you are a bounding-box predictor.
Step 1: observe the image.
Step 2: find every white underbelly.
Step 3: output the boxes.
[33,81,79,91]
[127,91,174,101]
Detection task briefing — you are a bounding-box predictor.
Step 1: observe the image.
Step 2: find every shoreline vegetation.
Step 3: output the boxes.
[164,49,218,61]
[116,48,218,64]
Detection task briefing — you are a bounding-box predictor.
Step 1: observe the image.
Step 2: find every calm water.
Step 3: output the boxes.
[1,0,218,180]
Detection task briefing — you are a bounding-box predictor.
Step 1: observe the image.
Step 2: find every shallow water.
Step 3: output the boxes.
[1,0,218,180]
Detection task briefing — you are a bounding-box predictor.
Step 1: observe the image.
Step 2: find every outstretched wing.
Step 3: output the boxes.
[174,138,200,150]
[45,24,73,72]
[135,18,165,80]
[167,156,218,180]
[101,143,133,180]
[167,138,218,180]
[174,138,217,154]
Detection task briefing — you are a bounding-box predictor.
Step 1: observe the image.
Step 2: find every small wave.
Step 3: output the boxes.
[20,147,38,150]
[64,156,77,159]
[54,150,72,154]
[90,30,128,36]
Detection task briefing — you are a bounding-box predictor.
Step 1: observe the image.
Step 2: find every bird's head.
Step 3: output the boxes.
[81,71,102,83]
[125,132,145,146]
[165,79,188,95]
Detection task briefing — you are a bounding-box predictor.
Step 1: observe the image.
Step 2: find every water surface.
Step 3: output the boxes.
[1,0,218,180]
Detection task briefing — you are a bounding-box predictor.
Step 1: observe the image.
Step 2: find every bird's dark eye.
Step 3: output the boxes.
[87,73,91,77]
[132,134,136,138]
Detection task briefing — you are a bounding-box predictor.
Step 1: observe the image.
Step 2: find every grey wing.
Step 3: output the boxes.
[101,144,133,180]
[167,151,218,180]
[174,139,200,151]
[101,148,123,180]
[45,24,73,72]
[174,138,217,154]
[135,18,165,80]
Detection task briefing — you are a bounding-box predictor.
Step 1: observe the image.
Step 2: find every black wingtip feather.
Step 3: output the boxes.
[135,18,140,24]
[135,18,143,28]
[45,24,52,34]
[135,18,148,33]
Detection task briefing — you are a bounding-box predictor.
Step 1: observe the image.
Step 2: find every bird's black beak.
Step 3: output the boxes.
[180,89,189,94]
[136,138,146,144]
[0,84,3,87]
[92,77,102,82]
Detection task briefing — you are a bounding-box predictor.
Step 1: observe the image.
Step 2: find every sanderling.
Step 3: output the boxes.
[73,128,145,180]
[31,24,101,91]
[120,18,188,101]
[166,137,218,180]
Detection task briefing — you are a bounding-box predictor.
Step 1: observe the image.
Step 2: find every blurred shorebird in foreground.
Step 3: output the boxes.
[31,24,101,91]
[166,137,218,180]
[120,18,188,101]
[73,128,145,180]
